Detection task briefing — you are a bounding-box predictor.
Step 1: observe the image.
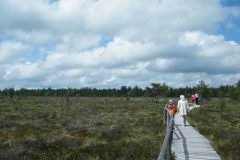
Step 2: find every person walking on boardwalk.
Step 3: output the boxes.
[168,99,176,126]
[177,95,190,127]
[195,93,199,105]
[191,94,195,104]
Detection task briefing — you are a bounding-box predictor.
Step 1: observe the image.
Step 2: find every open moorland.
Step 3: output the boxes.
[1,96,239,160]
[0,97,167,160]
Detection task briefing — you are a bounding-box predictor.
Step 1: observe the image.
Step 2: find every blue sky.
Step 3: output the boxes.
[219,0,240,42]
[0,0,240,90]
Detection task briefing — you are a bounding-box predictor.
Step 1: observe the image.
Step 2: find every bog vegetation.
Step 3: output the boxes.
[0,97,166,159]
[0,79,240,159]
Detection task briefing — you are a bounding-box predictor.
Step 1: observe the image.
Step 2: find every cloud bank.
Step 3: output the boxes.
[0,0,240,89]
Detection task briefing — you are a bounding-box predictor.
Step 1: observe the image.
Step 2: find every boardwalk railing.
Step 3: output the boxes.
[158,104,174,160]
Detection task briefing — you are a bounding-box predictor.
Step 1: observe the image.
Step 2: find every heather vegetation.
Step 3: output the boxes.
[0,97,167,159]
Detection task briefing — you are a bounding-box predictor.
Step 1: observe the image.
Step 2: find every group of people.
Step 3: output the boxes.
[167,95,190,127]
[191,93,199,105]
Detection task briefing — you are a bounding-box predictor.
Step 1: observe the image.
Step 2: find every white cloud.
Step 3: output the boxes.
[54,34,101,52]
[3,61,45,81]
[0,0,240,89]
[179,31,224,46]
[13,30,56,44]
[0,41,33,63]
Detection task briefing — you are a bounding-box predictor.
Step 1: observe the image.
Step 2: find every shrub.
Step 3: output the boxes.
[217,99,227,111]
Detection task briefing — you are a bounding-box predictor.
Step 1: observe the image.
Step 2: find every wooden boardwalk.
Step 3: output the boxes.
[171,105,221,160]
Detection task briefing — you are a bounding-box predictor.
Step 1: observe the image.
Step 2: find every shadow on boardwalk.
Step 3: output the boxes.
[171,105,221,160]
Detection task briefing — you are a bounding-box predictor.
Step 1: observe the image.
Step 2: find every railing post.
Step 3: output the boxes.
[164,107,167,125]
[167,128,173,160]
[158,104,173,160]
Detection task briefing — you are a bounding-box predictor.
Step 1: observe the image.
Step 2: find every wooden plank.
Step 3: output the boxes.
[171,105,221,160]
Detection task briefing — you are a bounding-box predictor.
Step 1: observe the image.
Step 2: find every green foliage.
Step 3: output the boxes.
[196,80,210,100]
[171,152,175,160]
[145,82,169,100]
[235,80,240,101]
[1,86,15,101]
[217,99,227,111]
[217,91,224,99]
[1,79,240,99]
[66,87,72,101]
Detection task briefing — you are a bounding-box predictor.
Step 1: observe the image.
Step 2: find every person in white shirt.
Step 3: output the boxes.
[195,93,199,105]
[177,95,190,127]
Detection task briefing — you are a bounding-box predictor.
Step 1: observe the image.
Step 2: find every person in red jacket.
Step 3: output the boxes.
[191,94,196,104]
[168,99,176,126]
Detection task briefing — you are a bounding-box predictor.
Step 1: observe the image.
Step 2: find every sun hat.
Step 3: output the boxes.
[180,95,185,99]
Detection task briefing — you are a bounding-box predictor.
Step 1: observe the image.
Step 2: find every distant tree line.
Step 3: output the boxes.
[1,80,240,101]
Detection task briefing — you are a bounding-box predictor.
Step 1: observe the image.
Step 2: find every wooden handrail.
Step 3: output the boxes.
[158,104,174,160]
